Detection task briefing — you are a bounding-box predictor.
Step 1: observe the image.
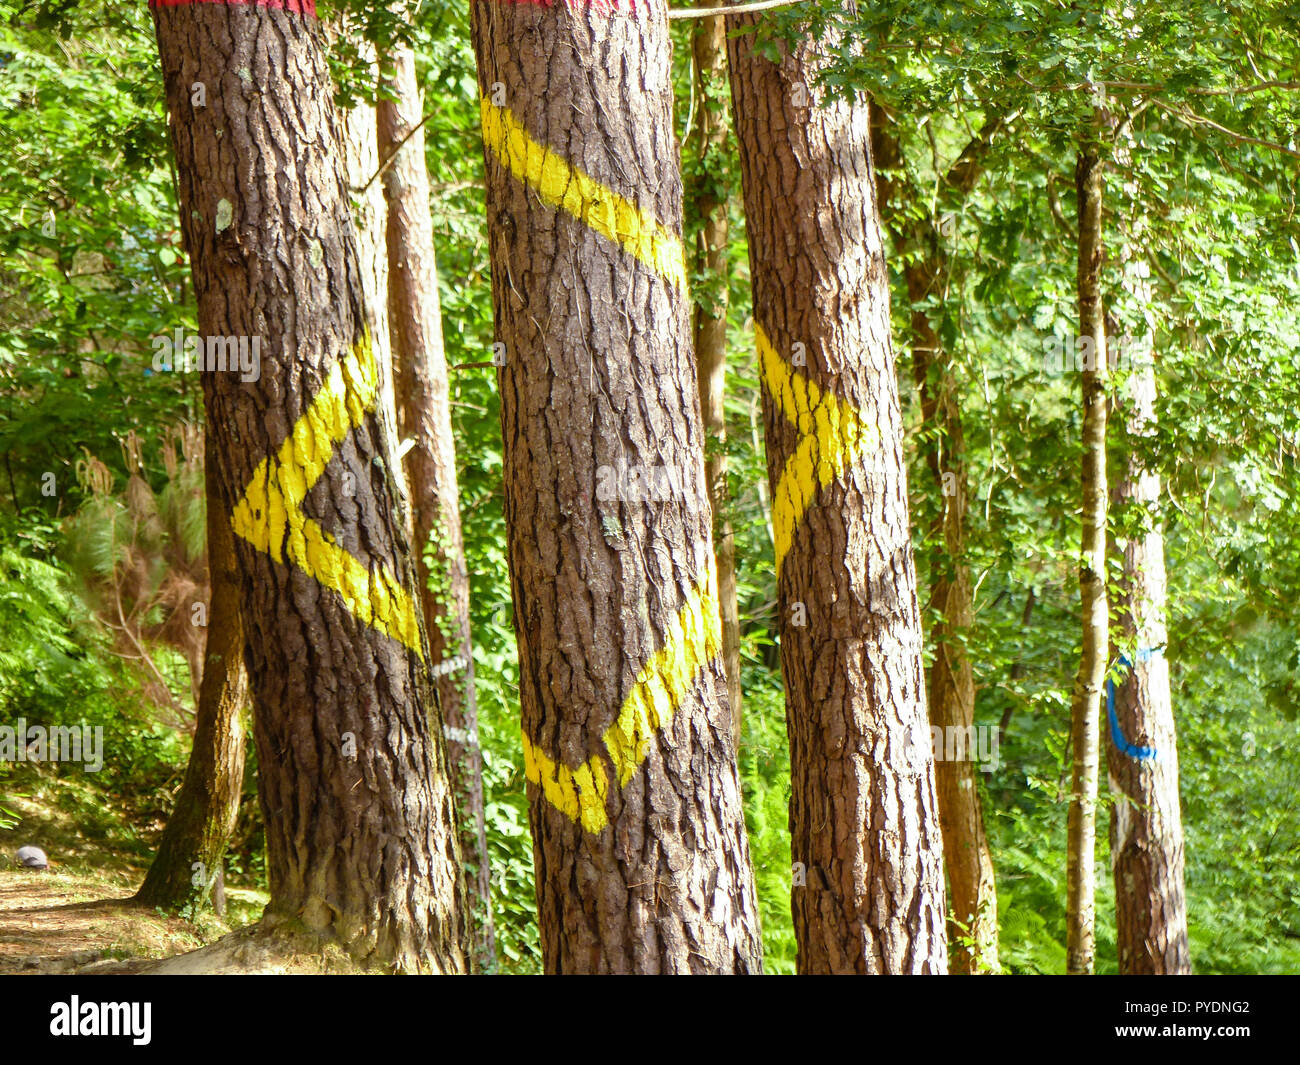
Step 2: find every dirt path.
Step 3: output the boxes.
[0,871,209,974]
[0,778,269,974]
[2,775,363,975]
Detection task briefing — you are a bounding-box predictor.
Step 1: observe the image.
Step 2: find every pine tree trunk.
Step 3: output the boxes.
[1067,133,1110,976]
[469,0,762,973]
[727,13,948,973]
[1108,149,1190,974]
[377,44,495,971]
[688,3,743,748]
[333,37,399,458]
[871,109,1000,974]
[1108,364,1190,974]
[908,305,998,973]
[150,0,466,973]
[135,434,247,913]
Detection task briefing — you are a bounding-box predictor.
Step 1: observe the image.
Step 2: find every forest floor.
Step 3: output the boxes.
[0,778,267,974]
[0,871,205,974]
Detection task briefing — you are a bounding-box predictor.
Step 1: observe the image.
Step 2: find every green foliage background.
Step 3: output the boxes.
[0,0,1296,973]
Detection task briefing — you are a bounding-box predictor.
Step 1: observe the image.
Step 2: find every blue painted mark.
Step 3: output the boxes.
[1106,647,1161,762]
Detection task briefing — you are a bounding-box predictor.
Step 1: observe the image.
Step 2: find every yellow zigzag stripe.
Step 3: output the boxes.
[522,577,722,834]
[756,324,875,575]
[521,733,610,835]
[229,333,424,657]
[479,98,687,291]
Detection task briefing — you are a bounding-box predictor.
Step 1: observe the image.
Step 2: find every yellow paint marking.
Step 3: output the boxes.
[521,730,611,834]
[603,578,721,786]
[229,333,424,656]
[522,575,723,832]
[479,98,687,291]
[756,324,876,575]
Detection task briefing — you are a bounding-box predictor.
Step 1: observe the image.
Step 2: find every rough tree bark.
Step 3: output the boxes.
[871,105,1001,974]
[469,0,762,973]
[377,43,495,971]
[333,33,397,443]
[727,12,948,973]
[1107,139,1190,974]
[135,433,247,915]
[688,0,743,747]
[150,0,466,973]
[1067,123,1110,977]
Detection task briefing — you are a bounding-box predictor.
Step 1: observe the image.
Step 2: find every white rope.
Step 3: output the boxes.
[668,0,810,20]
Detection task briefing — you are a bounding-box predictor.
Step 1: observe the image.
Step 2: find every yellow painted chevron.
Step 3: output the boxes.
[479,98,687,290]
[485,88,714,831]
[522,574,723,832]
[756,324,875,575]
[521,730,611,834]
[603,578,722,786]
[229,332,424,656]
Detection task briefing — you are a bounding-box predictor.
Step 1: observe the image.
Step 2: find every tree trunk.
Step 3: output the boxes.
[333,36,399,463]
[377,43,495,972]
[469,0,762,973]
[1107,144,1190,974]
[135,433,247,914]
[1067,131,1110,977]
[688,2,743,748]
[727,13,948,973]
[871,108,1000,974]
[150,0,466,973]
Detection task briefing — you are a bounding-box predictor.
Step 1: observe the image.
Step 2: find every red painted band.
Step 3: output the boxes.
[149,0,317,15]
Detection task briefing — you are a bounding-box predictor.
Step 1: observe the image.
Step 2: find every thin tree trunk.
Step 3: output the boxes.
[151,0,466,972]
[470,0,762,973]
[727,12,948,973]
[333,37,400,466]
[1107,361,1190,974]
[998,587,1036,745]
[910,304,997,974]
[871,107,1001,974]
[688,1,743,748]
[1107,141,1190,974]
[377,43,495,972]
[135,433,247,914]
[1067,126,1110,977]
